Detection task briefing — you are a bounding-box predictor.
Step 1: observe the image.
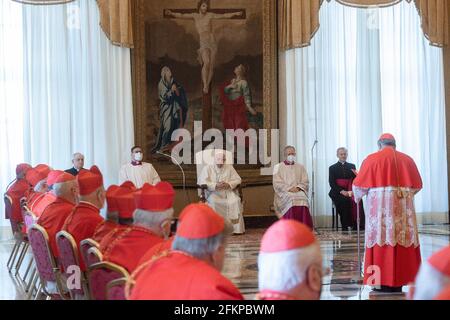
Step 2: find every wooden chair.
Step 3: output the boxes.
[195,149,244,203]
[88,262,129,300]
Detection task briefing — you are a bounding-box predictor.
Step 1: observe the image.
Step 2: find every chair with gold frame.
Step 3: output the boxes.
[56,231,90,300]
[88,262,129,300]
[106,277,128,300]
[80,238,100,268]
[27,224,68,300]
[5,195,30,275]
[17,206,39,292]
[86,246,103,268]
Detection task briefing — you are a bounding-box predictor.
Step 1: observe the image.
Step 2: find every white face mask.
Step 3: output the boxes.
[134,152,143,162]
[287,155,296,163]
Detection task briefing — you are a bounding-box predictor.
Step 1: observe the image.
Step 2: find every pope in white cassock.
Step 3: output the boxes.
[273,146,313,229]
[198,151,245,235]
[119,146,161,188]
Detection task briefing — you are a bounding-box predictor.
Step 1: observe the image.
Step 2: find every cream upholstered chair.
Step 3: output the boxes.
[195,149,243,202]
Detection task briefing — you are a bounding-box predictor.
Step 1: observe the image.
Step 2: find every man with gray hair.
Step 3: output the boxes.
[65,153,85,177]
[128,203,243,300]
[353,133,423,293]
[257,220,323,300]
[199,150,245,235]
[103,182,175,273]
[37,172,79,257]
[273,146,313,228]
[329,147,362,231]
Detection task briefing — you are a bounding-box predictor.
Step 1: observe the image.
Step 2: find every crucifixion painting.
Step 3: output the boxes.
[164,0,246,95]
[141,0,268,159]
[164,0,246,129]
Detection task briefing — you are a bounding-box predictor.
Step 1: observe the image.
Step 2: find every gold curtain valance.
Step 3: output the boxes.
[96,0,134,48]
[415,0,449,48]
[280,0,449,51]
[335,0,404,7]
[279,0,322,50]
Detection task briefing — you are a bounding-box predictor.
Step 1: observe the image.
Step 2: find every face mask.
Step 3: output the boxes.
[134,152,143,162]
[287,155,296,163]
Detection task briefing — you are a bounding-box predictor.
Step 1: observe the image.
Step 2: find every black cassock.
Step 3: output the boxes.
[65,167,80,177]
[328,162,364,230]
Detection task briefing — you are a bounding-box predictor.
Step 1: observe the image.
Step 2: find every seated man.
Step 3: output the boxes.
[137,236,175,268]
[35,164,51,176]
[31,170,65,217]
[413,246,450,300]
[198,151,245,235]
[5,163,32,223]
[98,182,137,252]
[91,185,121,243]
[103,182,175,273]
[273,146,313,228]
[65,152,85,176]
[62,166,105,271]
[257,220,323,300]
[128,203,243,300]
[329,147,364,231]
[25,165,51,205]
[37,173,79,257]
[119,146,161,188]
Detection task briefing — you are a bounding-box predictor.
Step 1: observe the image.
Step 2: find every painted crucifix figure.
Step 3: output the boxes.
[164,0,246,129]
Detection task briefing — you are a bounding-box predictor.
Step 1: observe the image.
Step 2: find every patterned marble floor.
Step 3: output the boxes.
[1,225,449,300]
[223,225,450,300]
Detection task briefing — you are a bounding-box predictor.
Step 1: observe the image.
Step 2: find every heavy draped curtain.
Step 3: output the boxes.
[279,0,449,50]
[0,0,134,226]
[16,1,447,52]
[96,0,133,48]
[280,0,448,226]
[10,0,134,48]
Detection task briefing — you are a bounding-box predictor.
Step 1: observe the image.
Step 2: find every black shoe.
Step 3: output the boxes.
[372,286,391,293]
[372,286,403,293]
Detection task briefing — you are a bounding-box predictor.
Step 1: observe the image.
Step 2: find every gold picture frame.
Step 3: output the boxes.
[131,0,278,186]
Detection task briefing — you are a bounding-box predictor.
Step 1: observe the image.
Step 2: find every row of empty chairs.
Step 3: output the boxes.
[4,194,130,300]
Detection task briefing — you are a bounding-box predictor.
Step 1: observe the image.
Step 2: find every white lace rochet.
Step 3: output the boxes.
[352,186,420,248]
